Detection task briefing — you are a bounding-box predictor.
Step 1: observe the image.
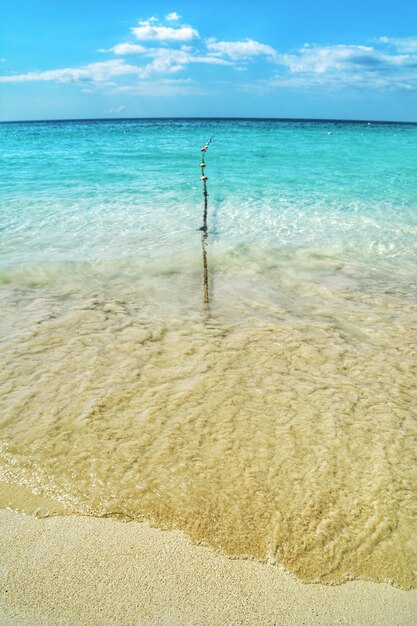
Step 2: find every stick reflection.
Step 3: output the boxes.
[201,230,209,307]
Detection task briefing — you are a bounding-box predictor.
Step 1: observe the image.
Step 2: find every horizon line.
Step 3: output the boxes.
[1,116,417,126]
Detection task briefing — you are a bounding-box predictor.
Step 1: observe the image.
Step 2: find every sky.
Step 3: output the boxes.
[1,0,417,122]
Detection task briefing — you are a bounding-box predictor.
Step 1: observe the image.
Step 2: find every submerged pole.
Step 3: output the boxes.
[199,137,212,232]
[199,138,212,307]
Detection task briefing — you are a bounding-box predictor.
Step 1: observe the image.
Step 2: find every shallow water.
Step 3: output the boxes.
[0,119,416,588]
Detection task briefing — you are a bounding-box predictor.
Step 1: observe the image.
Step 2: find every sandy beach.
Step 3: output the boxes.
[1,118,417,623]
[1,507,416,626]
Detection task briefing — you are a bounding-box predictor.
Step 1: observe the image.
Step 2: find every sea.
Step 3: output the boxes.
[0,118,416,588]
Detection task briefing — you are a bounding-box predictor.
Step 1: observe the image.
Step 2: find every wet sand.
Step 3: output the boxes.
[1,508,416,626]
[2,284,416,588]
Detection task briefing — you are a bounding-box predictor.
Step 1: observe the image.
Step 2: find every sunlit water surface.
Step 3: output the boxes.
[0,119,416,588]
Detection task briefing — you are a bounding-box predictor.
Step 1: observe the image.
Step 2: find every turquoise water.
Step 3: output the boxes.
[1,119,416,277]
[1,119,417,588]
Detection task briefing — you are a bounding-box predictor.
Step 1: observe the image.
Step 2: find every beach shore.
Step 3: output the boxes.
[1,508,416,626]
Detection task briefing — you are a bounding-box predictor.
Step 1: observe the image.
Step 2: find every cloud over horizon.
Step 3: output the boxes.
[268,42,417,90]
[0,59,141,84]
[1,12,416,96]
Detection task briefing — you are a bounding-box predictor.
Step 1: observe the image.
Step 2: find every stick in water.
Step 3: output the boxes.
[199,138,212,306]
[199,137,212,232]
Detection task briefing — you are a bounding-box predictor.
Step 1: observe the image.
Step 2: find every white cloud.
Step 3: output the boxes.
[0,47,231,86]
[107,43,147,55]
[0,60,141,84]
[379,36,417,53]
[136,47,231,78]
[166,12,181,22]
[275,44,412,74]
[131,23,198,42]
[265,43,417,90]
[206,38,276,60]
[101,43,231,77]
[2,13,416,96]
[107,105,126,113]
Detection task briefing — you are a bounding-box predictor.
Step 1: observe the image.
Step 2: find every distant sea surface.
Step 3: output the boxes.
[1,119,416,588]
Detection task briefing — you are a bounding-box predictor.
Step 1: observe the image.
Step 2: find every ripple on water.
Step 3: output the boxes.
[0,267,416,589]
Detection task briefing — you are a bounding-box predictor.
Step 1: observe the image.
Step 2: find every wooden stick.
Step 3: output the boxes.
[199,138,212,306]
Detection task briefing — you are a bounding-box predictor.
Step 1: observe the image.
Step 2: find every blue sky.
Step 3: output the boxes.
[1,0,417,121]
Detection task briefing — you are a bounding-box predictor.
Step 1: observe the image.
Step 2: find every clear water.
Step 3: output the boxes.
[0,119,416,588]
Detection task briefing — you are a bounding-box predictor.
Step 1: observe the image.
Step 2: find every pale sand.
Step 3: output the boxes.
[0,509,416,626]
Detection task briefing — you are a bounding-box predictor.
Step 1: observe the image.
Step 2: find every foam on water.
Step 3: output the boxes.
[0,119,416,588]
